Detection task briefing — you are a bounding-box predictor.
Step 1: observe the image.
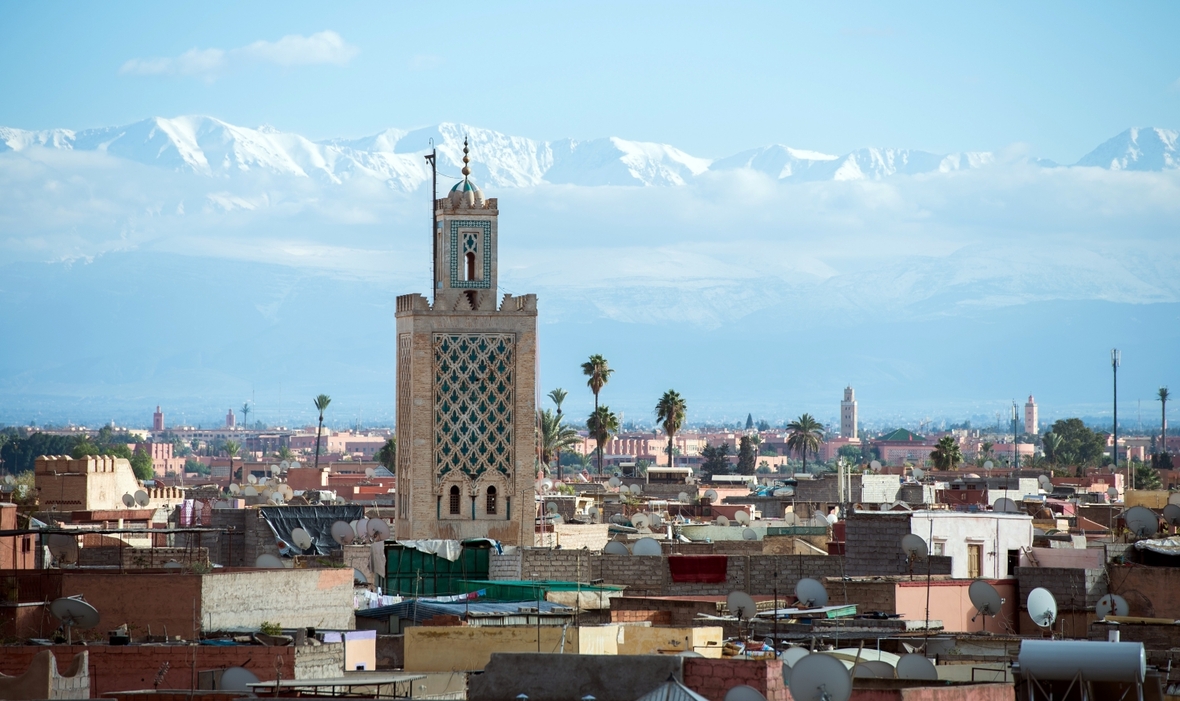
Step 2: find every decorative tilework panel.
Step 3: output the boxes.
[433,333,515,487]
[448,220,492,289]
[396,334,411,480]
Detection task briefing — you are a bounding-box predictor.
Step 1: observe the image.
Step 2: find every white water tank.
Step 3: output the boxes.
[1018,640,1145,683]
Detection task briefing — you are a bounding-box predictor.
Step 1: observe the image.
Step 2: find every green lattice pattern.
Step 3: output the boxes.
[433,333,515,484]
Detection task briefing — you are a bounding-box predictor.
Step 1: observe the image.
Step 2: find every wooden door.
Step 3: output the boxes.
[967,543,982,578]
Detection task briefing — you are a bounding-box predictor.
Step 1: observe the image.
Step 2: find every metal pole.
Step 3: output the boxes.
[1112,349,1121,486]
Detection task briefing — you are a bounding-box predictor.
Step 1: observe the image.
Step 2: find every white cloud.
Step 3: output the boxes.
[120,31,358,78]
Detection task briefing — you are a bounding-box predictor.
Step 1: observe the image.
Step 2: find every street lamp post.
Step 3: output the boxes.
[1112,349,1122,486]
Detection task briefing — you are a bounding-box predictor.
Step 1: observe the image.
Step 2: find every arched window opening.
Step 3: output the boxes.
[449,485,461,515]
[486,486,497,515]
[465,251,476,280]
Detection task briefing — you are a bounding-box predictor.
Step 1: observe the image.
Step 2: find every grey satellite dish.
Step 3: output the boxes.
[1171,492,1180,506]
[631,513,650,530]
[588,506,600,522]
[1124,506,1160,538]
[632,537,662,556]
[1163,504,1180,527]
[704,489,719,502]
[788,652,852,701]
[1027,587,1058,628]
[365,467,375,478]
[795,578,829,608]
[279,460,290,470]
[603,541,630,555]
[1038,474,1053,489]
[726,591,758,619]
[255,554,284,568]
[1107,486,1120,502]
[47,534,79,565]
[291,528,313,550]
[723,686,767,701]
[901,533,928,559]
[608,476,621,488]
[243,485,257,497]
[355,518,370,539]
[331,520,355,545]
[219,667,260,692]
[267,493,283,505]
[870,460,882,470]
[290,460,301,469]
[742,527,758,541]
[715,515,730,527]
[781,646,810,668]
[912,467,925,481]
[983,460,994,470]
[896,654,938,680]
[247,474,258,484]
[367,519,390,541]
[162,560,183,570]
[969,580,1003,623]
[122,493,135,507]
[630,484,643,495]
[1096,594,1130,620]
[649,512,663,528]
[857,661,896,679]
[228,483,240,494]
[678,492,690,503]
[993,497,1019,513]
[609,514,627,525]
[735,510,751,525]
[353,568,368,584]
[546,502,560,514]
[49,595,100,644]
[134,489,150,506]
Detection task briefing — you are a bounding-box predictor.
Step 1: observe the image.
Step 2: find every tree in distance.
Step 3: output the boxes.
[540,409,580,479]
[930,435,964,470]
[699,441,732,481]
[586,405,619,476]
[786,413,824,476]
[547,388,569,478]
[1048,418,1105,471]
[580,355,613,474]
[224,440,241,482]
[313,394,332,470]
[275,445,295,462]
[655,390,687,469]
[1041,432,1064,470]
[376,437,396,474]
[1159,387,1170,457]
[241,402,251,428]
[1135,461,1163,490]
[736,435,758,475]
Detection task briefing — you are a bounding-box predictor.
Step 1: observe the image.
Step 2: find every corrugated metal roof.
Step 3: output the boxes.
[355,599,572,621]
[635,679,710,701]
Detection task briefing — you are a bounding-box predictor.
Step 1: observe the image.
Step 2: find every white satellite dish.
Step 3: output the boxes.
[993,497,1019,513]
[788,652,852,701]
[353,568,368,584]
[280,484,294,499]
[984,460,994,470]
[1123,506,1160,538]
[632,537,662,556]
[290,528,314,550]
[781,646,810,668]
[546,501,560,514]
[629,483,643,495]
[367,519,390,541]
[134,489,150,507]
[261,487,274,499]
[279,460,290,470]
[969,580,1003,626]
[1171,492,1180,506]
[723,686,767,701]
[47,534,79,565]
[704,489,719,502]
[1107,486,1120,502]
[243,485,257,497]
[1096,594,1129,620]
[290,460,301,469]
[726,591,758,619]
[247,474,258,484]
[365,467,375,478]
[541,478,554,492]
[49,596,99,644]
[678,491,690,503]
[331,521,355,545]
[649,512,663,528]
[121,493,135,507]
[715,515,730,527]
[896,654,938,680]
[255,554,284,568]
[1038,474,1053,489]
[604,541,630,555]
[854,661,896,679]
[631,513,651,530]
[1163,503,1180,527]
[608,476,621,488]
[1027,587,1058,628]
[742,527,758,541]
[735,510,750,525]
[355,518,370,539]
[795,578,829,608]
[228,483,240,494]
[870,460,882,470]
[901,533,928,559]
[219,667,260,692]
[912,467,925,481]
[267,493,283,505]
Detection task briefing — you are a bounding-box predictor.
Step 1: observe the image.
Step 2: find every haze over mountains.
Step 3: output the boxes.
[0,117,1177,428]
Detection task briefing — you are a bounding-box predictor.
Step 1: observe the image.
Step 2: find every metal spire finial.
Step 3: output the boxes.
[461,137,471,178]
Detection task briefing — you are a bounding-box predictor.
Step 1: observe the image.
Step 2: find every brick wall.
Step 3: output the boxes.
[78,546,210,569]
[834,579,897,612]
[844,512,912,576]
[611,609,673,625]
[683,657,787,701]
[1015,566,1106,611]
[489,550,522,580]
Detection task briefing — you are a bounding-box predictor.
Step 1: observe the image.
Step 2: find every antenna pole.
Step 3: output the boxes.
[425,142,438,296]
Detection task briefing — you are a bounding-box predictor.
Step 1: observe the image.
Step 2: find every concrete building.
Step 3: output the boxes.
[152,405,164,432]
[394,143,536,546]
[874,429,935,465]
[34,455,183,512]
[841,385,858,438]
[1024,395,1038,435]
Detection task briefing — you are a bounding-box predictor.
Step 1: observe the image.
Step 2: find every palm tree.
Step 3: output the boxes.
[540,409,581,479]
[224,440,241,481]
[313,394,331,470]
[655,390,687,468]
[241,402,251,428]
[581,355,614,473]
[275,445,295,462]
[1160,387,1170,456]
[929,435,963,470]
[1042,432,1063,469]
[586,405,620,476]
[786,413,824,475]
[376,437,396,474]
[548,388,568,477]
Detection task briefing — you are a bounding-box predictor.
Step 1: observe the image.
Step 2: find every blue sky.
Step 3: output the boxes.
[2,2,1178,161]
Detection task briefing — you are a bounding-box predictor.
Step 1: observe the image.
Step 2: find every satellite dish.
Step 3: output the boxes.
[541,478,554,492]
[1038,474,1053,489]
[969,580,1002,618]
[608,476,621,488]
[47,534,79,565]
[678,491,690,503]
[243,485,258,497]
[788,652,852,701]
[49,596,100,643]
[630,512,650,529]
[854,661,896,679]
[279,460,290,470]
[247,474,258,484]
[604,541,630,555]
[1027,587,1058,628]
[228,483,241,494]
[795,578,829,608]
[782,646,810,668]
[219,667,260,692]
[261,487,274,499]
[870,460,882,470]
[588,506,600,522]
[629,484,643,495]
[122,493,135,507]
[896,654,938,680]
[726,591,758,619]
[742,528,758,541]
[912,467,925,481]
[901,534,928,559]
[984,460,994,470]
[632,537,662,556]
[365,467,375,478]
[1107,486,1120,502]
[367,519,390,541]
[1171,492,1180,506]
[715,515,730,527]
[280,484,294,499]
[704,489,719,502]
[1124,506,1160,538]
[649,512,663,528]
[268,493,283,505]
[355,518,370,539]
[290,460,301,469]
[331,521,355,545]
[255,554,284,568]
[290,528,313,550]
[2,474,13,485]
[134,490,150,506]
[546,502,560,514]
[1096,594,1129,620]
[353,568,368,584]
[723,686,767,701]
[735,510,751,525]
[993,497,1019,513]
[163,560,183,570]
[609,514,627,525]
[1162,504,1180,526]
[826,512,838,525]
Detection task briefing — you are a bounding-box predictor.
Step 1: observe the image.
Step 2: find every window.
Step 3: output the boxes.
[967,543,982,579]
[486,486,497,515]
[21,536,31,553]
[1007,549,1020,577]
[931,540,945,557]
[449,485,460,515]
[465,251,476,280]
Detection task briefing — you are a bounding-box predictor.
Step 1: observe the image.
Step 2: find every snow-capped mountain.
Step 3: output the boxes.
[0,117,1176,190]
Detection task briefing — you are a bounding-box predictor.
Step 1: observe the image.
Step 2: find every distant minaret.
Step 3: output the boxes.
[1024,395,1038,435]
[841,386,858,439]
[153,405,164,432]
[225,408,236,429]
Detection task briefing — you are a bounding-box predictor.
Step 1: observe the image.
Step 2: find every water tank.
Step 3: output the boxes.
[1018,640,1145,683]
